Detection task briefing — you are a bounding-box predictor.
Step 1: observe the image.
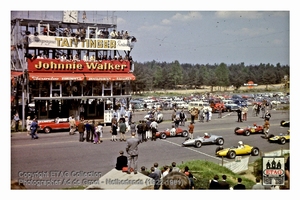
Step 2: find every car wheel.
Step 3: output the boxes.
[195,141,202,148]
[280,120,285,126]
[216,138,224,145]
[244,130,251,136]
[234,127,240,134]
[216,146,223,153]
[227,150,236,159]
[251,147,259,156]
[44,127,51,133]
[160,133,167,139]
[280,137,286,144]
[182,130,188,137]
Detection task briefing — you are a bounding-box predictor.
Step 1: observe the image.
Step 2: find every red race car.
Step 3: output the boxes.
[38,118,80,133]
[234,123,264,136]
[156,127,189,139]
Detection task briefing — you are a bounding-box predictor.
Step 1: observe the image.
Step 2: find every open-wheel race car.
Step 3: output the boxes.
[215,143,260,159]
[182,133,224,148]
[234,123,264,136]
[268,130,290,144]
[156,127,188,139]
[38,118,80,133]
[280,120,290,127]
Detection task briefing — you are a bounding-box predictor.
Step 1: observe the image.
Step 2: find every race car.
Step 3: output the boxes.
[144,111,164,123]
[280,120,290,127]
[182,133,224,148]
[156,127,188,139]
[38,118,80,133]
[234,123,264,136]
[215,144,260,159]
[268,131,290,144]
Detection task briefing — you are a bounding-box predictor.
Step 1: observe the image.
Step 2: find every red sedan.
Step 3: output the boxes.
[38,118,80,133]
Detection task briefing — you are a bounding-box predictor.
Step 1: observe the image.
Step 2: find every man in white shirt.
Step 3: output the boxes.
[150,119,158,141]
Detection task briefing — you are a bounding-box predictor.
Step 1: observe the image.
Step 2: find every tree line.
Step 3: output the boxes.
[131,60,290,93]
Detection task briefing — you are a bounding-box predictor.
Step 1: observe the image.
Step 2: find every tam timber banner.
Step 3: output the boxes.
[28,35,131,51]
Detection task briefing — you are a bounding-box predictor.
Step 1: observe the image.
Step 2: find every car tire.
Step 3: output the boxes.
[182,130,188,137]
[251,147,259,156]
[280,120,285,126]
[227,150,236,159]
[216,138,224,145]
[215,146,223,153]
[44,127,51,133]
[244,130,251,136]
[195,141,202,148]
[160,133,167,139]
[280,137,286,144]
[234,127,240,134]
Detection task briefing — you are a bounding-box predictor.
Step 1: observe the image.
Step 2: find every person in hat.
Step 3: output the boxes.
[115,150,128,170]
[26,116,32,136]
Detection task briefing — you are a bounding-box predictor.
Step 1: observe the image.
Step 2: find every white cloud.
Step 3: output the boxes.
[215,11,264,19]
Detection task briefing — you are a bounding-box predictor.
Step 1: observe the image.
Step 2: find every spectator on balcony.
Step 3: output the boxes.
[90,55,96,62]
[117,31,122,39]
[60,54,67,61]
[83,53,89,62]
[37,53,44,59]
[110,29,118,39]
[63,28,70,37]
[73,54,80,62]
[123,30,129,39]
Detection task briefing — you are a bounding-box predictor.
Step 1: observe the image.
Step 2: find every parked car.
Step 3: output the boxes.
[215,144,260,159]
[224,103,240,112]
[182,133,224,148]
[38,118,80,133]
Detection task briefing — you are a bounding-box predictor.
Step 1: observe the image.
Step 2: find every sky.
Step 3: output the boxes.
[114,11,290,66]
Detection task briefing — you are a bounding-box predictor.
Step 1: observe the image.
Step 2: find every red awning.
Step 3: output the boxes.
[28,73,135,81]
[28,73,84,81]
[11,71,23,80]
[84,73,136,81]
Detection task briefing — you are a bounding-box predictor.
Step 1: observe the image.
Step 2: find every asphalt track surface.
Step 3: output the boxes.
[11,107,290,189]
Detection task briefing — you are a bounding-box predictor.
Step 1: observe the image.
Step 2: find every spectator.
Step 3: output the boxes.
[285,156,290,189]
[162,165,172,178]
[85,121,91,142]
[26,116,31,136]
[171,162,180,172]
[148,167,160,190]
[115,150,128,171]
[13,112,20,132]
[150,119,158,141]
[233,177,246,189]
[95,122,103,144]
[219,175,230,189]
[252,177,265,190]
[126,132,140,174]
[209,175,220,189]
[153,162,162,179]
[119,119,127,142]
[183,166,195,189]
[110,29,118,39]
[263,119,270,138]
[188,122,194,139]
[83,53,89,62]
[30,118,39,140]
[77,119,85,142]
[140,166,150,176]
[123,30,129,39]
